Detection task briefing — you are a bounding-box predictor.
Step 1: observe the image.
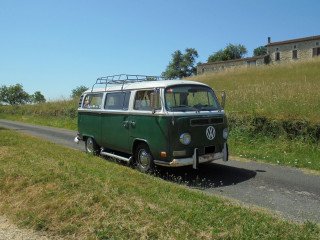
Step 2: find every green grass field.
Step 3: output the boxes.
[192,58,320,123]
[1,129,319,239]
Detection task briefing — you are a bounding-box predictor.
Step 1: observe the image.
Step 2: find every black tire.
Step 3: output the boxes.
[135,143,154,173]
[85,137,99,155]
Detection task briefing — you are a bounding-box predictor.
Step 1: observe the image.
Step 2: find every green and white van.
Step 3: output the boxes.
[75,74,229,173]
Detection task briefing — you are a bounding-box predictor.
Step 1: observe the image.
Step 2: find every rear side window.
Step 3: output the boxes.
[105,92,131,110]
[83,94,103,109]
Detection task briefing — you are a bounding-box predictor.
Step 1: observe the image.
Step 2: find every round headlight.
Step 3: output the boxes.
[180,133,191,145]
[223,128,229,140]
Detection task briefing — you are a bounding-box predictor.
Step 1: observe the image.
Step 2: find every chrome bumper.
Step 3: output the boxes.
[74,136,80,144]
[154,143,228,169]
[170,151,224,168]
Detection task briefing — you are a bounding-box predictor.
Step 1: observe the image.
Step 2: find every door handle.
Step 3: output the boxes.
[123,120,129,127]
[129,121,136,127]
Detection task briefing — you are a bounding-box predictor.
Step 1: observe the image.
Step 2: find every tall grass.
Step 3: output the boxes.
[0,99,78,130]
[192,58,320,123]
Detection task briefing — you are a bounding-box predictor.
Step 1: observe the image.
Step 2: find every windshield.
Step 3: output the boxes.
[165,85,220,112]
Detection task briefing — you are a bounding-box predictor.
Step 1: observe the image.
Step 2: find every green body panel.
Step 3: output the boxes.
[128,115,169,160]
[171,115,227,157]
[101,113,130,152]
[78,110,227,163]
[78,112,101,143]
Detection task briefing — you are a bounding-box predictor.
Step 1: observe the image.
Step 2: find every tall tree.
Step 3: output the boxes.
[71,85,89,99]
[0,84,30,105]
[162,48,199,79]
[208,43,247,63]
[253,46,267,56]
[31,91,46,104]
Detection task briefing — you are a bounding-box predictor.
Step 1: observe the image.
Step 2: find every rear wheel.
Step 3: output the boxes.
[135,143,154,173]
[85,137,99,155]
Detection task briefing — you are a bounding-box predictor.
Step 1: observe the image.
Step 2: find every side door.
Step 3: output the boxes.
[101,91,131,153]
[129,90,168,160]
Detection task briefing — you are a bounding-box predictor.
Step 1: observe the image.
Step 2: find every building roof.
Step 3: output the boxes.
[266,35,320,47]
[197,55,266,67]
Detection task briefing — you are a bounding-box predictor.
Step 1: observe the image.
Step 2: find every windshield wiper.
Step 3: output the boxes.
[193,104,217,111]
[170,105,200,113]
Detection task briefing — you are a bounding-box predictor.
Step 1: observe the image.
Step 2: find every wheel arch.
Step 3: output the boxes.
[132,139,149,156]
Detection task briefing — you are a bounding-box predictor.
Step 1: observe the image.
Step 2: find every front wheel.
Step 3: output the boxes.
[85,137,99,155]
[135,143,154,173]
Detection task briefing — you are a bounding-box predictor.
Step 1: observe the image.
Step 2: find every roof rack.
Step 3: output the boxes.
[91,74,166,91]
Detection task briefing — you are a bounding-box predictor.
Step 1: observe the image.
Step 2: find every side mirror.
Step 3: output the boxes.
[214,90,226,110]
[150,91,160,113]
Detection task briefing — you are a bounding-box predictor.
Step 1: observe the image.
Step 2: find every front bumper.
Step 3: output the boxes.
[154,143,228,169]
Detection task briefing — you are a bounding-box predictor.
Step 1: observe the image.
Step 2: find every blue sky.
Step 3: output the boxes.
[0,0,319,100]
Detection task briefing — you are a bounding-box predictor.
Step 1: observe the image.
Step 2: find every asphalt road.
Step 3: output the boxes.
[1,119,320,224]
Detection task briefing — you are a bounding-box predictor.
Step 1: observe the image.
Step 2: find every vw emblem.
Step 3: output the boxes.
[206,126,215,140]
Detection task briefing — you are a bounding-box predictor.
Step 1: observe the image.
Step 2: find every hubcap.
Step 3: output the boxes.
[139,149,149,168]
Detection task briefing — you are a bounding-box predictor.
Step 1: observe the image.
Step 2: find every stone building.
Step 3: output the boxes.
[266,35,320,63]
[197,35,320,75]
[197,55,268,75]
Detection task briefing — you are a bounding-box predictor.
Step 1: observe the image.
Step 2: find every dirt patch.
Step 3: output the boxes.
[0,146,10,160]
[0,215,51,240]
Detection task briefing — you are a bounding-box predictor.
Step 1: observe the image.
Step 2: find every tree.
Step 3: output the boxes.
[207,49,230,62]
[208,43,247,63]
[0,84,30,105]
[30,91,46,104]
[253,46,267,56]
[162,48,199,79]
[71,85,89,99]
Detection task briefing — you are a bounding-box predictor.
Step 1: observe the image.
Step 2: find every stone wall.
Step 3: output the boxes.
[197,56,266,75]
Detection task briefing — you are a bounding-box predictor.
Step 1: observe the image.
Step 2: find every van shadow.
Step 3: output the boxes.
[152,162,257,190]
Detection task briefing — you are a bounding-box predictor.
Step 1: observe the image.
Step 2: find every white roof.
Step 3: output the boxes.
[85,80,210,93]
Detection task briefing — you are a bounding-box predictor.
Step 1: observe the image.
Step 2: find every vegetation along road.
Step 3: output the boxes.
[1,119,320,224]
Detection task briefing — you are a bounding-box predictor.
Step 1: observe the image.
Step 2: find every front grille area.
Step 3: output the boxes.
[190,117,223,126]
[205,145,215,154]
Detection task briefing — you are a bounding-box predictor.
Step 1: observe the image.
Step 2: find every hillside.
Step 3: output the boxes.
[191,58,320,124]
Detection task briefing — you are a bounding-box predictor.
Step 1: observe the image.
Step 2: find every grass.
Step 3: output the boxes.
[0,128,319,239]
[0,98,78,130]
[192,58,320,123]
[229,129,320,171]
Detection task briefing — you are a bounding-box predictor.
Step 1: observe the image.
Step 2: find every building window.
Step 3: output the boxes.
[316,42,319,46]
[247,60,256,66]
[275,52,280,61]
[292,50,298,59]
[276,47,279,51]
[293,45,297,49]
[313,47,320,57]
